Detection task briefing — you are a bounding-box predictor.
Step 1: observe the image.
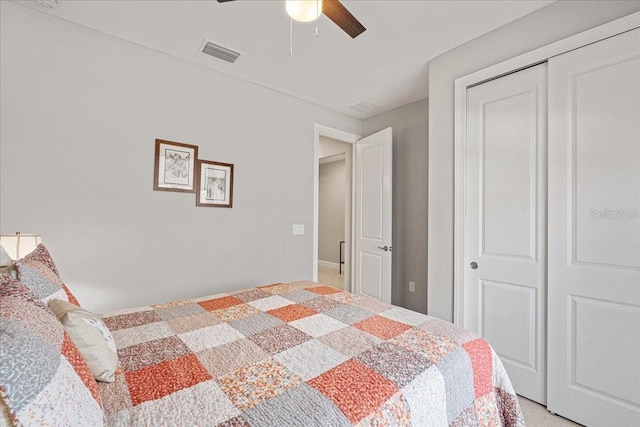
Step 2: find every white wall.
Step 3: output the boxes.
[318,160,346,264]
[427,0,640,321]
[0,2,361,312]
[364,99,429,311]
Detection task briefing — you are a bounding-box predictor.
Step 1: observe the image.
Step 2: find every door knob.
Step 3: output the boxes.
[470,262,478,270]
[378,245,390,252]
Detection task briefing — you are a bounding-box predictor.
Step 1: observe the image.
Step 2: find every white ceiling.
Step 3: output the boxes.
[16,0,553,119]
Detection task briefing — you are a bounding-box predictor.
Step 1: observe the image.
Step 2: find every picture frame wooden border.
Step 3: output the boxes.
[153,139,199,193]
[196,160,234,208]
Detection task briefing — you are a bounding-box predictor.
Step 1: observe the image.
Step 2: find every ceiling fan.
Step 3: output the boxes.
[217,0,366,39]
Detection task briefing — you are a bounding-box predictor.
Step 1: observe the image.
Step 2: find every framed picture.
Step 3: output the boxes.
[153,139,198,193]
[196,160,234,208]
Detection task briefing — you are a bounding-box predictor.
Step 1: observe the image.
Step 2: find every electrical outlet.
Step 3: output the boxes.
[409,281,416,292]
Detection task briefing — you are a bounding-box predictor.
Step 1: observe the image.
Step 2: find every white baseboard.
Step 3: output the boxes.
[318,260,340,270]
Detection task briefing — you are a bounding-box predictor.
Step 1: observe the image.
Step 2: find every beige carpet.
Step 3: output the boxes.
[518,396,583,427]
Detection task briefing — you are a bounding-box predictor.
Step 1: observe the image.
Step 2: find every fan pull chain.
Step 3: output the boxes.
[289,17,293,57]
[289,0,321,56]
[315,0,319,37]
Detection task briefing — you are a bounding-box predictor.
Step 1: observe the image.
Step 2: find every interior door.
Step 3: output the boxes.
[354,127,392,303]
[463,64,547,404]
[547,28,640,426]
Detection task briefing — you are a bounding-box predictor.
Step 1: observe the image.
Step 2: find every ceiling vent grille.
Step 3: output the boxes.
[201,40,240,64]
[349,101,376,113]
[38,0,58,8]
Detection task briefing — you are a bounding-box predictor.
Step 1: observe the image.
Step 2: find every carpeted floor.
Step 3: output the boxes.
[518,396,583,426]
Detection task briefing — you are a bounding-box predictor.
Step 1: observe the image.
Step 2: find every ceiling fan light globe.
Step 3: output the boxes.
[286,0,322,23]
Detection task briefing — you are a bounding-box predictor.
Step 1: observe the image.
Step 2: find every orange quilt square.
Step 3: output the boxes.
[125,354,212,405]
[353,315,412,340]
[308,359,398,424]
[268,304,318,322]
[463,338,493,398]
[198,296,243,312]
[308,286,342,295]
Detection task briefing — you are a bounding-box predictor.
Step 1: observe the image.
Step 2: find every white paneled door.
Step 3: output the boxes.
[547,28,640,426]
[463,64,548,404]
[354,127,392,303]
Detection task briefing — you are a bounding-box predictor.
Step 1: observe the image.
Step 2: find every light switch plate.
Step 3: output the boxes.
[292,224,305,235]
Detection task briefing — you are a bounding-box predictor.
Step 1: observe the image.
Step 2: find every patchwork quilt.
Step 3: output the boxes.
[97,281,525,426]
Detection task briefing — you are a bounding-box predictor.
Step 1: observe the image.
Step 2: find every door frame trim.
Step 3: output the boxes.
[313,124,361,291]
[453,12,640,325]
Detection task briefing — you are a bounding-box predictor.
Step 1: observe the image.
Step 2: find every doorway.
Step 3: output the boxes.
[313,125,360,292]
[313,125,394,302]
[318,149,349,290]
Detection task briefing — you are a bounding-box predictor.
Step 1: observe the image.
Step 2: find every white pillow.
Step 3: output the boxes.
[48,298,118,383]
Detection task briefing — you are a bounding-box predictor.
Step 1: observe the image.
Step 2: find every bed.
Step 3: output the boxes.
[0,245,525,427]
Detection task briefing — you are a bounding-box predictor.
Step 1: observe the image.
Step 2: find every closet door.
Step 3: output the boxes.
[463,63,547,404]
[548,27,640,426]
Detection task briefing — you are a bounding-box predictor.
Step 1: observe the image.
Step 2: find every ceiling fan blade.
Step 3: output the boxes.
[216,0,236,2]
[322,0,366,39]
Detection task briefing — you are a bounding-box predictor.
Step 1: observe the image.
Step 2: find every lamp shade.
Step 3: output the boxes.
[286,0,322,22]
[0,233,42,260]
[0,246,11,268]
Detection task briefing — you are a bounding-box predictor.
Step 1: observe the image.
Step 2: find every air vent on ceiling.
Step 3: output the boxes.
[201,40,241,64]
[349,101,376,113]
[38,0,58,8]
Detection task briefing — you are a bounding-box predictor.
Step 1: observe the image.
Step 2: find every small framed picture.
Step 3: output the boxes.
[153,139,198,193]
[196,160,234,208]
